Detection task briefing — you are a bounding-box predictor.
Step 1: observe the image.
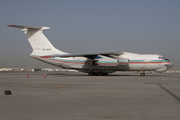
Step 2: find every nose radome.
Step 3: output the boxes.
[168,62,174,69]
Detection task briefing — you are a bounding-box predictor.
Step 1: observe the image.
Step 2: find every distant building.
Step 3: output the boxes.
[41,68,64,72]
[0,67,179,74]
[12,68,21,71]
[63,69,78,72]
[0,68,12,71]
[32,68,41,72]
[23,68,32,71]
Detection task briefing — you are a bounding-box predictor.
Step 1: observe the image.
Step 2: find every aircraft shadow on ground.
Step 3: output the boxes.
[145,83,180,103]
[47,73,166,77]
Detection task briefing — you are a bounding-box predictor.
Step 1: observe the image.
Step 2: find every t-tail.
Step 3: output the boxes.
[8,25,67,57]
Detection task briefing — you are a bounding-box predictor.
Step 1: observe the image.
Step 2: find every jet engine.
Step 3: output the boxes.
[92,58,129,66]
[118,58,129,65]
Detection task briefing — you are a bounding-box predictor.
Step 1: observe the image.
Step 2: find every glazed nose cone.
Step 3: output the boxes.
[168,62,174,69]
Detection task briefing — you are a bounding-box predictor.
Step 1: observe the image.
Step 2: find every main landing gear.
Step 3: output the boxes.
[140,68,145,76]
[140,73,145,76]
[88,72,108,76]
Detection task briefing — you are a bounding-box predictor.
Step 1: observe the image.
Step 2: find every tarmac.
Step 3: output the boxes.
[0,72,180,120]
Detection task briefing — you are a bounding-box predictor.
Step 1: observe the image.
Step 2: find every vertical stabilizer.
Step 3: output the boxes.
[8,25,67,56]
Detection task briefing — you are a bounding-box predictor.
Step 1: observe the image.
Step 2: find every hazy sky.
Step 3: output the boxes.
[0,0,180,70]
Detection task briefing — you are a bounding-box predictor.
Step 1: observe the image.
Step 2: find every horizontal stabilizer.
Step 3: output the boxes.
[8,25,41,29]
[8,25,50,30]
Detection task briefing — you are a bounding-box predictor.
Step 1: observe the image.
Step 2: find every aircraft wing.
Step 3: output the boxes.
[52,50,124,59]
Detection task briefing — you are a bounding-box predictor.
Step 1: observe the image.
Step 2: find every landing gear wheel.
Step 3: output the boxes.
[103,73,108,76]
[88,72,109,76]
[88,72,94,76]
[140,73,145,76]
[97,73,108,76]
[97,72,103,76]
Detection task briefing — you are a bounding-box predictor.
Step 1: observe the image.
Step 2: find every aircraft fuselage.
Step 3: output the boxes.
[31,52,173,74]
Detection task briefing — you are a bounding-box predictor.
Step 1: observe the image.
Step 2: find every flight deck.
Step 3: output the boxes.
[0,72,180,120]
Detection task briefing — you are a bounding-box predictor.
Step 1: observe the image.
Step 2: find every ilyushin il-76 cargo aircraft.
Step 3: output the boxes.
[8,25,174,76]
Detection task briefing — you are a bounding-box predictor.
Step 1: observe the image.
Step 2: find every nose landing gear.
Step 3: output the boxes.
[140,73,145,76]
[88,72,108,76]
[140,68,145,76]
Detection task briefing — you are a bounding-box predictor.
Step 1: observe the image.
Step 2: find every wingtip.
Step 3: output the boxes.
[8,25,16,27]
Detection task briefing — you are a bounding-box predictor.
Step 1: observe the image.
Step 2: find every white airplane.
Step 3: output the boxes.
[8,25,174,76]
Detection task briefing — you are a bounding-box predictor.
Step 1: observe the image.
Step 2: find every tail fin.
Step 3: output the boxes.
[8,25,67,56]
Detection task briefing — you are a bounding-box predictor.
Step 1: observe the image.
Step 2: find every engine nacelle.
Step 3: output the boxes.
[118,58,129,65]
[92,58,129,66]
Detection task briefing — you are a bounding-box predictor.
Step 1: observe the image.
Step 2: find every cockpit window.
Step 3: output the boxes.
[158,56,169,61]
[158,57,163,59]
